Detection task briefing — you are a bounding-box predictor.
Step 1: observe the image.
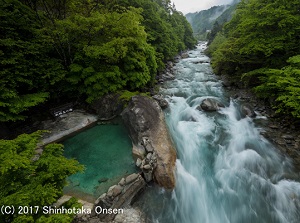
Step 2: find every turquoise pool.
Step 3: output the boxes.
[63,121,137,202]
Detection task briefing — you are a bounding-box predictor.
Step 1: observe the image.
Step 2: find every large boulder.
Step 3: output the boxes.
[197,98,224,112]
[90,93,124,120]
[122,96,176,189]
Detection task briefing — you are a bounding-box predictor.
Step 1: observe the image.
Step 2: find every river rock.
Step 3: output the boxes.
[142,137,154,153]
[174,56,181,63]
[112,185,123,197]
[125,173,139,184]
[106,185,117,198]
[122,96,177,189]
[90,93,124,120]
[146,153,152,160]
[167,61,174,68]
[163,72,175,80]
[96,174,146,222]
[240,104,256,118]
[136,158,142,167]
[132,144,146,160]
[198,98,225,112]
[282,135,294,140]
[152,95,169,109]
[143,170,153,182]
[98,178,108,183]
[118,178,126,186]
[181,53,189,58]
[143,164,151,170]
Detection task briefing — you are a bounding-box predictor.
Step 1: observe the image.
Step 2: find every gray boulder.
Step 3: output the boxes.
[122,96,176,189]
[90,93,124,120]
[198,98,225,112]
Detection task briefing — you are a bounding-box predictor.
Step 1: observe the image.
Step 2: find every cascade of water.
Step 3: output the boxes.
[136,42,300,223]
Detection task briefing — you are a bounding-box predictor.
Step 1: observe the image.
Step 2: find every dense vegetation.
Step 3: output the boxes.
[186,5,229,40]
[0,0,195,222]
[207,0,300,118]
[0,131,83,222]
[185,0,240,40]
[0,0,196,123]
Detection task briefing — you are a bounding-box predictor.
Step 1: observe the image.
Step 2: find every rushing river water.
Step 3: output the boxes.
[136,42,300,223]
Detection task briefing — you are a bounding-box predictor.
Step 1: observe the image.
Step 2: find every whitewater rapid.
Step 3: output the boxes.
[136,42,300,223]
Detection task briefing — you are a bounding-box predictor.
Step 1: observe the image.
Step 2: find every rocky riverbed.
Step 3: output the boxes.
[221,75,300,171]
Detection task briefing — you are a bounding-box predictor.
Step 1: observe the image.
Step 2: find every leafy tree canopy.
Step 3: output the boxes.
[0,0,66,122]
[0,0,196,122]
[208,0,300,118]
[0,131,83,222]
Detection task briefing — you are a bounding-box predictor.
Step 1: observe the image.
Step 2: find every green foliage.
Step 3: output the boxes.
[118,0,196,69]
[36,197,82,223]
[118,90,149,104]
[1,0,195,122]
[205,32,226,57]
[207,0,300,119]
[0,131,84,222]
[243,56,300,118]
[55,6,157,103]
[186,1,240,41]
[186,5,229,38]
[0,0,66,122]
[210,0,300,75]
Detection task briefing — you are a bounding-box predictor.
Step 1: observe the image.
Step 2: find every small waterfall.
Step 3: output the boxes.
[136,42,300,223]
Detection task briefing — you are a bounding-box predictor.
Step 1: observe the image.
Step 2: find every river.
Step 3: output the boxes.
[135,42,300,223]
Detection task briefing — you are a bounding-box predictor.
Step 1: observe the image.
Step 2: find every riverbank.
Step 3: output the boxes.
[220,74,300,171]
[132,42,300,223]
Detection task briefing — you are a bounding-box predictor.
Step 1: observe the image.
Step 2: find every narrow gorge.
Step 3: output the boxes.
[135,42,300,223]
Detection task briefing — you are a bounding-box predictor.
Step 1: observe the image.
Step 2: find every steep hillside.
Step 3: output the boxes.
[186,0,240,40]
[186,5,229,39]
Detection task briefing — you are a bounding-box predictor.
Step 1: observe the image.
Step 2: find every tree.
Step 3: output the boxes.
[208,0,300,118]
[55,5,158,102]
[0,0,195,122]
[210,0,300,76]
[117,0,196,69]
[0,0,66,122]
[0,131,83,222]
[247,55,300,118]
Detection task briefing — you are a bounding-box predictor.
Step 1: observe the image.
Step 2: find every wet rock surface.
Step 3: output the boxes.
[240,104,256,118]
[197,98,225,112]
[74,173,146,223]
[38,110,98,146]
[152,95,168,109]
[222,74,300,170]
[121,96,176,189]
[157,61,176,84]
[156,54,188,85]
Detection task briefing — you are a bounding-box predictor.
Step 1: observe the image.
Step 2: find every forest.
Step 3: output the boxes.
[0,0,196,222]
[0,0,196,123]
[207,0,300,118]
